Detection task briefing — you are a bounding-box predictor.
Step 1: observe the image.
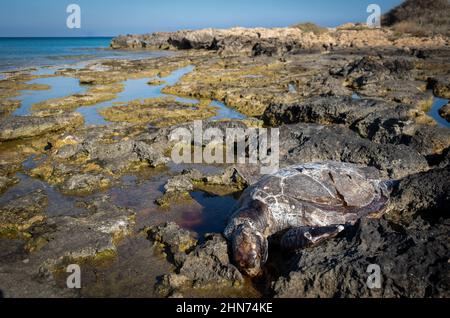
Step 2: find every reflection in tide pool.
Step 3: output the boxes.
[184,191,240,238]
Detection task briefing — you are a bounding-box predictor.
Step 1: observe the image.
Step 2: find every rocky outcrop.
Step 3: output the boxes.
[386,165,450,224]
[0,189,48,238]
[264,96,450,156]
[111,27,450,56]
[439,102,450,122]
[334,56,414,89]
[0,112,83,141]
[382,0,450,37]
[273,216,449,298]
[278,123,429,179]
[148,223,244,297]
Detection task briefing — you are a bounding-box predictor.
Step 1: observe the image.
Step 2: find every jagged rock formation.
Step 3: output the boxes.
[111,26,449,56]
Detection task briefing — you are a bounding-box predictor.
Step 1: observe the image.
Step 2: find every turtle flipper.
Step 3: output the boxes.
[280,225,345,252]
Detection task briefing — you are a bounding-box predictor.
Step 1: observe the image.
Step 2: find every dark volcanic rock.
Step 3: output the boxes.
[279,124,429,179]
[387,165,450,224]
[263,96,392,127]
[335,56,413,88]
[148,222,198,256]
[428,77,450,99]
[273,217,449,298]
[264,96,450,156]
[439,102,450,122]
[149,223,243,296]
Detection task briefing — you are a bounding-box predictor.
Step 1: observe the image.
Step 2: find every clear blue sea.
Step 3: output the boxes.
[0,37,170,71]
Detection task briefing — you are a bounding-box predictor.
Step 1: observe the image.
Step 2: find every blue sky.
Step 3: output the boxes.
[0,0,404,37]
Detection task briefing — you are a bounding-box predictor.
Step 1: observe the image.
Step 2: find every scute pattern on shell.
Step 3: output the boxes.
[225,161,391,238]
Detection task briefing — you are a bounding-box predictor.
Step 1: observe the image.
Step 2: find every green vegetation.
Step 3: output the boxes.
[290,22,328,35]
[382,0,450,37]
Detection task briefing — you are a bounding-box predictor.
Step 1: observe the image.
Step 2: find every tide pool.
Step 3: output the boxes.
[13,64,247,125]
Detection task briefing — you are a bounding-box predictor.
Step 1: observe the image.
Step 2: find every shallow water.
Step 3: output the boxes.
[109,166,239,238]
[77,65,246,125]
[187,191,239,237]
[13,76,85,116]
[12,64,246,124]
[77,65,197,125]
[0,173,86,217]
[209,100,247,121]
[428,95,450,128]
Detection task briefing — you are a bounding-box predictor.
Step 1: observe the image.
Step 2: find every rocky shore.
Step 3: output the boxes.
[1,7,450,298]
[110,26,449,56]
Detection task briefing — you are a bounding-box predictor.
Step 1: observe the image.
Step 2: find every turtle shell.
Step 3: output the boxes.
[236,161,390,232]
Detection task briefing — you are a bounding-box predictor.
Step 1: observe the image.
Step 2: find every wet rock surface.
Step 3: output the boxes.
[0,189,48,238]
[148,223,247,297]
[0,112,83,141]
[273,216,449,298]
[278,123,429,178]
[156,167,247,208]
[387,165,450,224]
[0,176,18,193]
[0,195,136,297]
[0,23,449,298]
[439,102,450,122]
[264,95,450,156]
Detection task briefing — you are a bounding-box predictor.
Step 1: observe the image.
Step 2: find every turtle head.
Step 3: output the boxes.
[230,224,268,277]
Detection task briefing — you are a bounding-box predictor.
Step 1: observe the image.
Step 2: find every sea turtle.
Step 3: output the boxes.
[224,161,393,277]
